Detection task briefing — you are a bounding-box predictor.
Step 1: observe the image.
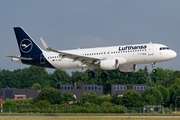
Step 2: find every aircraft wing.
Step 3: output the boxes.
[40,38,103,64]
[6,55,33,60]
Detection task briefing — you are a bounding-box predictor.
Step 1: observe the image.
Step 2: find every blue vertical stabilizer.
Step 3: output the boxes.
[14,27,43,56]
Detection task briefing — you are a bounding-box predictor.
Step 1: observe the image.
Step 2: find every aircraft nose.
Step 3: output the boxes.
[171,50,177,59]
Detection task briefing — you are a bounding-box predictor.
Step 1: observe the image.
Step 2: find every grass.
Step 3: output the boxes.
[0,118,180,120]
[0,113,180,120]
[0,113,180,116]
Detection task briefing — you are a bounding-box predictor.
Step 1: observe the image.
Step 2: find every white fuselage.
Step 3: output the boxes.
[10,27,177,75]
[43,43,177,69]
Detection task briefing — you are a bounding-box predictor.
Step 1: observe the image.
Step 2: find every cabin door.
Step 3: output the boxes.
[40,54,46,64]
[148,45,154,55]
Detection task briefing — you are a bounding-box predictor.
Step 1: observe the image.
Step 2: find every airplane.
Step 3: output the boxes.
[6,27,177,78]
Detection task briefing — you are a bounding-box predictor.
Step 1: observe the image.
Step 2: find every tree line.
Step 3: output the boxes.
[3,84,180,110]
[0,66,180,93]
[0,65,147,94]
[1,66,180,107]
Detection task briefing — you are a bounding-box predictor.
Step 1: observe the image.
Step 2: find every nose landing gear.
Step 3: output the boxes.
[151,62,157,73]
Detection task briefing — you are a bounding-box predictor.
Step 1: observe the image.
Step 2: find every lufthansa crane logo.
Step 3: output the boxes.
[20,39,33,53]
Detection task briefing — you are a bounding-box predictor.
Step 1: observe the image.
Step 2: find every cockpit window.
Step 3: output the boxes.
[159,47,170,50]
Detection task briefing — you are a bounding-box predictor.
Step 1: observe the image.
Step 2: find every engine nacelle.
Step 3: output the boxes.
[119,64,136,72]
[100,59,118,70]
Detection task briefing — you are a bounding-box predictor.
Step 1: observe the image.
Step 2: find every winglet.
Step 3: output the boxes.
[40,38,60,53]
[40,38,51,50]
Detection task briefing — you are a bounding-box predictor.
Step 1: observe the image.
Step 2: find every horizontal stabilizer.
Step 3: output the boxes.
[6,55,32,60]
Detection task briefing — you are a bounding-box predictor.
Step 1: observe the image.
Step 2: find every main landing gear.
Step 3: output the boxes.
[88,71,107,78]
[101,72,107,78]
[88,65,107,78]
[151,62,157,73]
[88,71,95,77]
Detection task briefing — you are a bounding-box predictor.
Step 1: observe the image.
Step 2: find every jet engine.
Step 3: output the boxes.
[100,59,118,70]
[119,64,136,72]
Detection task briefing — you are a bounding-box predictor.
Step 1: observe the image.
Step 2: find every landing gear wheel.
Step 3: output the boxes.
[151,62,157,73]
[101,72,107,78]
[88,71,95,77]
[152,69,157,73]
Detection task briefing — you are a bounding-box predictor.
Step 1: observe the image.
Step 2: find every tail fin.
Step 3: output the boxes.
[14,27,43,56]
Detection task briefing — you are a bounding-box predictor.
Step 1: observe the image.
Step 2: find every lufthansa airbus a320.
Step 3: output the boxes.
[6,27,177,78]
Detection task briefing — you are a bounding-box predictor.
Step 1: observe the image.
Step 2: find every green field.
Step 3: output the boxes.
[0,118,180,120]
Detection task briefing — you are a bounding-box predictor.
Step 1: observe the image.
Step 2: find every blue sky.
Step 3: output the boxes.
[0,0,179,74]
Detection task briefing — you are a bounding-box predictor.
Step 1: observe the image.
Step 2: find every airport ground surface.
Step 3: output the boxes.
[1,115,180,120]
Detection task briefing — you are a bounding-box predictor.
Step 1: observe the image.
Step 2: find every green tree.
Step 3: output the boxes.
[142,94,156,105]
[98,94,112,105]
[168,71,180,86]
[121,89,142,107]
[31,83,41,90]
[141,87,163,105]
[171,84,180,91]
[100,101,113,107]
[157,86,170,103]
[111,93,122,105]
[172,88,180,107]
[62,92,75,104]
[168,87,176,106]
[28,66,50,88]
[33,100,51,107]
[150,68,173,86]
[36,87,62,104]
[0,69,22,88]
[80,91,98,105]
[17,66,50,89]
[50,69,70,88]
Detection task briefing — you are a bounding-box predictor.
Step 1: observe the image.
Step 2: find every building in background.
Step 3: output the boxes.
[0,88,39,100]
[60,84,103,101]
[111,84,149,96]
